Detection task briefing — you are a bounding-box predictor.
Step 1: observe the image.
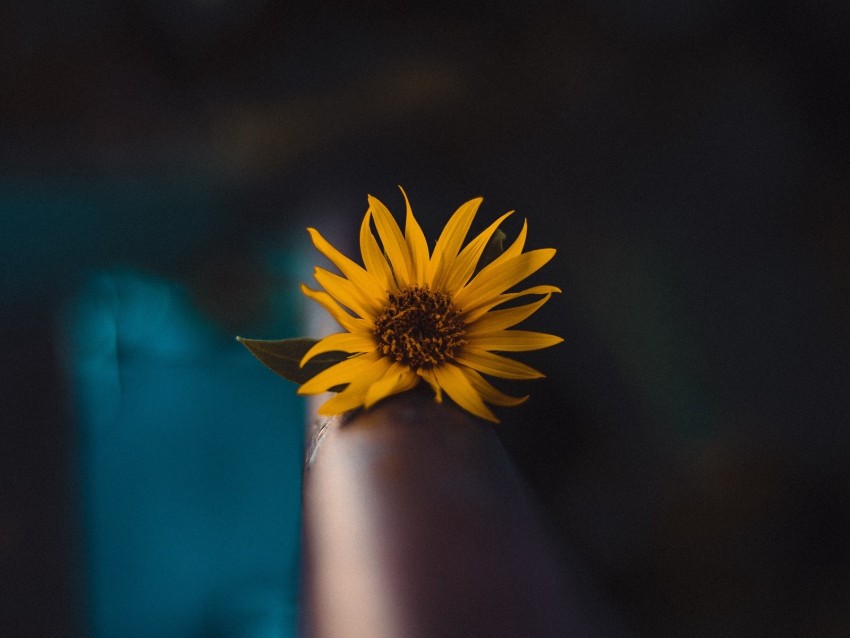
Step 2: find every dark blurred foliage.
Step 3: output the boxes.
[1,1,849,636]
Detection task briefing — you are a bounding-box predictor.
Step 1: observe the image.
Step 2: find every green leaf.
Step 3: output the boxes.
[476,228,507,273]
[236,336,348,385]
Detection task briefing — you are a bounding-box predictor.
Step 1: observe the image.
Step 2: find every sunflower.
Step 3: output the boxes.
[297,188,562,422]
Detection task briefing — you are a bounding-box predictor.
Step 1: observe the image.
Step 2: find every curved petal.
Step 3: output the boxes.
[369,195,413,287]
[461,285,562,324]
[300,332,376,367]
[452,218,529,301]
[360,211,395,291]
[417,367,443,402]
[465,330,564,352]
[454,248,556,314]
[307,227,386,299]
[313,267,382,319]
[427,197,482,287]
[298,351,388,395]
[500,219,528,260]
[441,211,513,295]
[318,361,396,416]
[316,387,371,416]
[454,218,527,283]
[432,362,498,422]
[462,367,528,407]
[452,348,544,380]
[300,284,373,334]
[399,186,430,285]
[315,355,396,415]
[465,293,553,334]
[364,363,420,408]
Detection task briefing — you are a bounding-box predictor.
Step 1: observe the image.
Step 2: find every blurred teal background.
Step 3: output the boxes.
[65,270,303,638]
[2,174,308,637]
[2,1,849,637]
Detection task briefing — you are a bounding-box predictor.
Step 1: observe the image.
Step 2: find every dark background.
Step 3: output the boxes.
[2,1,849,636]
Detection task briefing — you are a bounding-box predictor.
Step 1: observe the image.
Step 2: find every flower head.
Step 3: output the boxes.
[298,188,562,422]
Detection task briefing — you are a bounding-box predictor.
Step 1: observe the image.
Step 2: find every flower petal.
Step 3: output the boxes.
[427,197,482,288]
[300,284,372,334]
[399,186,430,285]
[465,293,553,334]
[463,367,528,407]
[452,218,530,302]
[314,354,396,414]
[454,248,556,314]
[452,348,544,380]
[300,332,376,367]
[441,211,513,295]
[314,368,386,416]
[417,367,443,402]
[364,364,420,408]
[298,351,388,395]
[313,267,382,319]
[500,219,528,260]
[461,285,562,324]
[307,227,387,299]
[316,387,371,416]
[432,362,498,422]
[315,356,419,416]
[360,210,395,291]
[369,194,413,287]
[466,330,564,352]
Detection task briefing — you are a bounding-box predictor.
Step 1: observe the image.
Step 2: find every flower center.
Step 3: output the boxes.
[373,286,467,369]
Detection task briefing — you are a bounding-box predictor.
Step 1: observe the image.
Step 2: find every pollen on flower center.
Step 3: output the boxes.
[373,286,467,369]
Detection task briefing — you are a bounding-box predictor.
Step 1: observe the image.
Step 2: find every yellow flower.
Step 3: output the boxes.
[298,188,562,422]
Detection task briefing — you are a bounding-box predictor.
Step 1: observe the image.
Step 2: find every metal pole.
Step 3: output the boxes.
[301,391,596,638]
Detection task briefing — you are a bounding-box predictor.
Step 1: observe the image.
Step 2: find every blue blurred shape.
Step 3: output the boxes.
[64,270,303,638]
